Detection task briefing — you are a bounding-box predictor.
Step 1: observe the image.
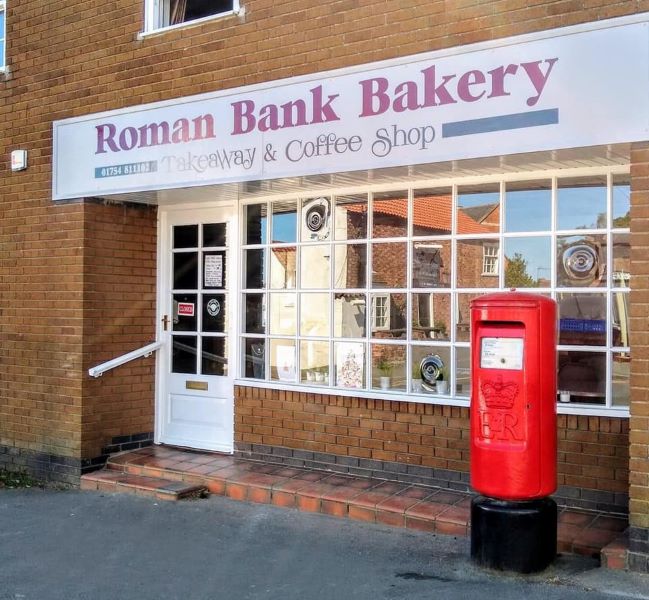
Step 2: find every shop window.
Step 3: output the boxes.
[0,2,5,68]
[240,171,631,412]
[147,0,238,31]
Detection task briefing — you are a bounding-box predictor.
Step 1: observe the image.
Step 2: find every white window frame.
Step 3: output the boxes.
[372,294,390,331]
[238,165,631,417]
[0,1,6,70]
[481,242,499,276]
[143,0,241,36]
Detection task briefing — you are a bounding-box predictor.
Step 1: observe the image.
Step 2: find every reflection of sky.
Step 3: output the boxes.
[613,184,630,220]
[272,213,296,243]
[457,191,499,208]
[504,237,551,283]
[505,189,551,232]
[557,186,607,230]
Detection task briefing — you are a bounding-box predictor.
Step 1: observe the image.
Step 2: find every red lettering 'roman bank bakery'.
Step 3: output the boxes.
[1,1,649,571]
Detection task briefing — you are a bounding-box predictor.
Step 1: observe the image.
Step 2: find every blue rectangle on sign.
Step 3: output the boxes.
[442,109,559,138]
[95,161,158,179]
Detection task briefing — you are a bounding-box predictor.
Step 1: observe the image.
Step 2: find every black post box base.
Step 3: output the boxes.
[471,496,557,574]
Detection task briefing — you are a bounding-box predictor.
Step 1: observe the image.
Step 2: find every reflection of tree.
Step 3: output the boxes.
[596,210,631,228]
[504,252,537,288]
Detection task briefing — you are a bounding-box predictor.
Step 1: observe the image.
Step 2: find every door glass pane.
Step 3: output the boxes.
[373,190,408,238]
[202,294,225,332]
[504,237,551,288]
[202,337,227,376]
[413,188,452,235]
[335,194,367,240]
[203,223,226,247]
[334,244,366,289]
[244,294,265,334]
[244,338,265,379]
[173,225,198,248]
[173,252,198,289]
[244,249,265,289]
[334,294,366,338]
[557,177,607,230]
[203,251,226,289]
[173,294,197,331]
[245,204,267,245]
[172,335,197,374]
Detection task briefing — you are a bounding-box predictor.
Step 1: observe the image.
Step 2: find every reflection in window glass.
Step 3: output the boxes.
[455,346,471,396]
[413,188,452,235]
[371,293,406,339]
[613,176,630,227]
[244,294,265,334]
[411,293,451,341]
[504,237,551,288]
[411,345,450,394]
[300,293,330,337]
[456,293,480,342]
[334,244,366,289]
[173,252,198,289]
[456,240,499,288]
[556,235,606,288]
[372,190,408,238]
[300,340,329,384]
[612,291,630,348]
[457,184,500,235]
[272,200,297,243]
[557,293,606,346]
[202,294,226,333]
[244,249,265,289]
[612,352,630,406]
[202,337,227,376]
[270,247,296,289]
[300,245,330,288]
[244,338,265,379]
[412,241,451,288]
[173,225,198,249]
[269,293,296,335]
[612,233,630,288]
[558,351,606,404]
[504,181,551,232]
[557,177,607,230]
[335,194,368,240]
[173,294,197,332]
[372,242,406,288]
[270,339,296,382]
[245,204,267,245]
[203,223,226,247]
[371,343,406,391]
[334,294,366,338]
[302,196,331,242]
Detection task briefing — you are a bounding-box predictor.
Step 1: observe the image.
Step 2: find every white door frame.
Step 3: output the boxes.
[154,202,239,452]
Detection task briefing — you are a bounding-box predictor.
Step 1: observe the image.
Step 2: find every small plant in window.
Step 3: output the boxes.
[377,356,393,390]
[436,366,449,395]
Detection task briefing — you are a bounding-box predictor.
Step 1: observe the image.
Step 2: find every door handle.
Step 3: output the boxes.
[161,314,170,331]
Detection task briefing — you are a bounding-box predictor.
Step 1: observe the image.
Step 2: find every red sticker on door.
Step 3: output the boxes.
[177,302,195,317]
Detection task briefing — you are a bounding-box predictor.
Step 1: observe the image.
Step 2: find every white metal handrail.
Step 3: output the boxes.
[88,341,163,378]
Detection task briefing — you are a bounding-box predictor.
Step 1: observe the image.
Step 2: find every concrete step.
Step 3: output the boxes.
[81,469,207,501]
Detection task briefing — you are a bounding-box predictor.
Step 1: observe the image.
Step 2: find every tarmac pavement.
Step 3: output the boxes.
[0,488,648,600]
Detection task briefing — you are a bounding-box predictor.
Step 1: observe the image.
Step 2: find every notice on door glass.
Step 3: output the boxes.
[480,337,524,370]
[205,254,223,287]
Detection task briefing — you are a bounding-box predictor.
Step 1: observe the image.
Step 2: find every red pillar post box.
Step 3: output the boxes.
[469,292,558,573]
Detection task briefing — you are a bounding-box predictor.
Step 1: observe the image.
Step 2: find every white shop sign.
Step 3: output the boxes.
[52,17,649,200]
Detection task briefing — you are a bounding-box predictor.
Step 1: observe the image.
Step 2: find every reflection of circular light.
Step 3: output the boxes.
[252,344,264,357]
[420,354,445,390]
[304,198,330,237]
[562,244,598,280]
[306,208,325,232]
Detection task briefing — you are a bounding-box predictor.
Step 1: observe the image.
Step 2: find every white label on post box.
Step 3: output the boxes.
[480,337,524,370]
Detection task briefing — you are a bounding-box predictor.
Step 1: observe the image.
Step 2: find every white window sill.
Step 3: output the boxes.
[138,7,243,40]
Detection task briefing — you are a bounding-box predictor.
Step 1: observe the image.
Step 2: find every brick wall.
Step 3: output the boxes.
[234,386,629,512]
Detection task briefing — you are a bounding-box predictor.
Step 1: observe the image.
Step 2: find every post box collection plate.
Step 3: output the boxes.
[480,337,524,370]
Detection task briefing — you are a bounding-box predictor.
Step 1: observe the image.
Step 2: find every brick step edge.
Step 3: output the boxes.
[81,470,207,502]
[601,530,629,570]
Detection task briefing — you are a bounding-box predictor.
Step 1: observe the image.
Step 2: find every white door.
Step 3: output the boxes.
[156,206,236,452]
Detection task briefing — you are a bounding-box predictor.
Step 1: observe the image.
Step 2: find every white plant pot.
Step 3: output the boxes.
[559,391,571,403]
[380,376,391,390]
[436,380,449,395]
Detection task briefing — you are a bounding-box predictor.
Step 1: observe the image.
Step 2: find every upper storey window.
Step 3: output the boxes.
[146,0,239,32]
[0,1,6,68]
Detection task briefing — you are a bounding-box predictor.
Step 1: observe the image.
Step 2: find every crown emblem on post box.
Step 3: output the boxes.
[481,376,519,409]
